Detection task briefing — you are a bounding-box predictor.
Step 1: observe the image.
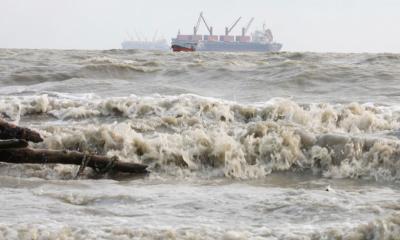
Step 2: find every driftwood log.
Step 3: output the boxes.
[0,119,43,143]
[0,148,149,174]
[0,139,29,149]
[0,119,149,176]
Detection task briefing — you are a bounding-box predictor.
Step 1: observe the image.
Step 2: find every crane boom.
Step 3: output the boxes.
[134,30,141,41]
[227,17,242,34]
[194,12,203,35]
[152,30,158,42]
[200,13,212,35]
[243,17,254,35]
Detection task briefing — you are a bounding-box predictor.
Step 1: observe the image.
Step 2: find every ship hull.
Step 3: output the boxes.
[171,40,197,52]
[171,39,282,53]
[171,45,195,52]
[198,41,282,52]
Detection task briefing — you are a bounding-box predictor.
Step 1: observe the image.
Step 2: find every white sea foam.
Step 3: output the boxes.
[1,94,400,181]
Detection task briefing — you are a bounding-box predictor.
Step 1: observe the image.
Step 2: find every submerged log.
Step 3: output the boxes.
[0,148,149,174]
[0,120,43,142]
[0,139,29,149]
[0,119,148,177]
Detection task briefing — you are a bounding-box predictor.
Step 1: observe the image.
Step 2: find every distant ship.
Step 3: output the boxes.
[171,12,282,52]
[121,39,169,51]
[122,32,169,51]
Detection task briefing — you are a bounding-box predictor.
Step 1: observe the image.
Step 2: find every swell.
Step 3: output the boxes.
[2,50,400,94]
[2,58,163,86]
[1,94,400,181]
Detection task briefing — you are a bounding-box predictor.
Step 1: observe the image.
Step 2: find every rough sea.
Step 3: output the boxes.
[1,49,400,239]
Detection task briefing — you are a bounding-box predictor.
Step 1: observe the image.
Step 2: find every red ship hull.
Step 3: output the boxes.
[172,45,195,52]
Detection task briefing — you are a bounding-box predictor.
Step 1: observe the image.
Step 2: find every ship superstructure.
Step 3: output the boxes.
[171,12,282,52]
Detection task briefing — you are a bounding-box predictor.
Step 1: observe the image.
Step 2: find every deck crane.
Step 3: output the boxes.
[242,17,254,36]
[225,17,242,35]
[126,31,133,41]
[134,30,142,41]
[200,12,213,35]
[193,12,203,35]
[152,30,158,42]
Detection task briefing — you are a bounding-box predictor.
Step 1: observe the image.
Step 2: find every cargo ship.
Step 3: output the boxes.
[122,31,169,51]
[171,12,282,52]
[121,39,169,51]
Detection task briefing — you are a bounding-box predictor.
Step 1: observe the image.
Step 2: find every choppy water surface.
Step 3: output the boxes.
[1,49,400,239]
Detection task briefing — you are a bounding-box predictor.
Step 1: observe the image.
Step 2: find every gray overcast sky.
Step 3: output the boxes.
[1,0,399,52]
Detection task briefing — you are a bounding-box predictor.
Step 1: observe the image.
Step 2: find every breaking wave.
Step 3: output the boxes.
[2,94,400,181]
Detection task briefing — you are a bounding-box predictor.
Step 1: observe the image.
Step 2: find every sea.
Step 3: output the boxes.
[0,48,400,239]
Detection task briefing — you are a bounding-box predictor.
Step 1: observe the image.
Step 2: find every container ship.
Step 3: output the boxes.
[171,12,282,52]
